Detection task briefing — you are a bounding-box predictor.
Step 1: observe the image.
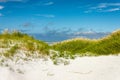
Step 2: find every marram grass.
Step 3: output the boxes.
[0,29,120,59]
[52,30,120,56]
[0,30,49,58]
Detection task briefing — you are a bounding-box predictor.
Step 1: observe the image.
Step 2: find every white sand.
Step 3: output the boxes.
[0,55,120,80]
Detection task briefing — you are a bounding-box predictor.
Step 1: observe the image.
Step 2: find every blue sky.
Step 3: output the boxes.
[0,0,120,34]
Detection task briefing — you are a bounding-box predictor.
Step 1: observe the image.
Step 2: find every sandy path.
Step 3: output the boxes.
[0,55,120,80]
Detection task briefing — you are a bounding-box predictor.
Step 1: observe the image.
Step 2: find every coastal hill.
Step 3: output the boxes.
[0,29,120,59]
[52,30,120,56]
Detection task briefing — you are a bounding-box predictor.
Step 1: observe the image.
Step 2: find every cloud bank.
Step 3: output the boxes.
[29,28,110,42]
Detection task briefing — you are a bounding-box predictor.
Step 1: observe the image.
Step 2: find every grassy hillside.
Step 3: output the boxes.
[0,29,120,65]
[0,30,49,58]
[0,29,120,59]
[52,30,120,56]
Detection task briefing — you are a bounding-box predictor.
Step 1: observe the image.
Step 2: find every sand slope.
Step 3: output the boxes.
[0,55,120,80]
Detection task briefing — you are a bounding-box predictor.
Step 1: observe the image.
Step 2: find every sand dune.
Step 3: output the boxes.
[0,55,120,80]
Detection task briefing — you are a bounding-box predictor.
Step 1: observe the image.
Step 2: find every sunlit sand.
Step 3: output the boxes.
[0,55,120,80]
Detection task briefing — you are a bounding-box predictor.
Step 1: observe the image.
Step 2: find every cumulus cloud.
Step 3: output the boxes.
[35,14,55,18]
[0,5,4,10]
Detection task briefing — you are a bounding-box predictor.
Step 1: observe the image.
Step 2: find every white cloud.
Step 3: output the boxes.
[94,3,120,9]
[98,4,107,8]
[35,27,110,42]
[86,3,120,13]
[90,4,107,9]
[0,5,4,10]
[105,8,120,12]
[105,3,120,6]
[43,2,54,6]
[35,14,55,18]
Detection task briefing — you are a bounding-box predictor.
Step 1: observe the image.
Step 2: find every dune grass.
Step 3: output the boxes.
[0,29,120,59]
[0,30,49,58]
[52,30,120,56]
